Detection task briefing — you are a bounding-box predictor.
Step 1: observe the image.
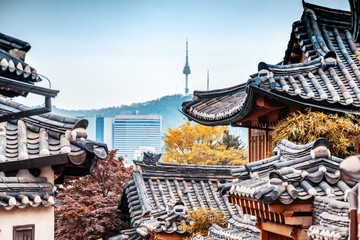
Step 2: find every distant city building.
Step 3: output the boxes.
[96,115,104,142]
[112,115,162,164]
[104,117,113,150]
[80,115,112,150]
[183,40,191,95]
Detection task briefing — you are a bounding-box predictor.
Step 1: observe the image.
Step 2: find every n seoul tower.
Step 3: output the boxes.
[183,40,191,95]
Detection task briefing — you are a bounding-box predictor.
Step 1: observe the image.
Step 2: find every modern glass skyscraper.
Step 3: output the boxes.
[112,115,162,162]
[96,115,104,142]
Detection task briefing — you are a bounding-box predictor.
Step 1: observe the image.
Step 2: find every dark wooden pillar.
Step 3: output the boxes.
[348,209,357,239]
[248,128,252,162]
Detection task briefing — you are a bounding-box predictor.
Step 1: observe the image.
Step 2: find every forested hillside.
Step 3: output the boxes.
[52,94,192,132]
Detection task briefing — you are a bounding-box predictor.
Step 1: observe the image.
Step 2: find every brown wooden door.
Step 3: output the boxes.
[13,225,34,240]
[249,129,272,162]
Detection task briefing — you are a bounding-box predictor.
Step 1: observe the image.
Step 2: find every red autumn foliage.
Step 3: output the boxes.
[55,150,132,240]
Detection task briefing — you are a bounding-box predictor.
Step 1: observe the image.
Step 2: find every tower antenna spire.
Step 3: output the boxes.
[183,40,191,95]
[207,70,209,91]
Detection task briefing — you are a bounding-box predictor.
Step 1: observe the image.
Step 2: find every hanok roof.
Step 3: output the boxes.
[0,97,108,209]
[224,138,354,240]
[0,96,108,178]
[182,2,360,127]
[0,32,109,211]
[227,138,355,204]
[0,171,60,210]
[116,160,256,239]
[0,32,42,97]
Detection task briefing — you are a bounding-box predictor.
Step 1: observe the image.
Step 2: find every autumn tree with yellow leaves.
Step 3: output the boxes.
[163,121,247,165]
[181,207,228,239]
[272,109,360,158]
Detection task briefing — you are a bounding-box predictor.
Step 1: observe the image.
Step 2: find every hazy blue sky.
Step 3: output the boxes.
[1,0,349,109]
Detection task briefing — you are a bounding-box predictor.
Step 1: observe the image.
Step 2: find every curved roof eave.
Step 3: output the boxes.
[183,84,360,127]
[182,85,256,126]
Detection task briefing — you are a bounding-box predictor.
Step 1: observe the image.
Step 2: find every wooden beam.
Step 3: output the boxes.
[284,216,312,226]
[260,230,269,240]
[283,211,294,217]
[256,95,287,109]
[239,107,284,127]
[0,153,68,172]
[268,204,312,213]
[259,221,296,239]
[275,213,281,223]
[267,111,279,123]
[256,95,265,107]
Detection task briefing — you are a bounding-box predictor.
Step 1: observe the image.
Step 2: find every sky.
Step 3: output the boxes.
[0,0,350,110]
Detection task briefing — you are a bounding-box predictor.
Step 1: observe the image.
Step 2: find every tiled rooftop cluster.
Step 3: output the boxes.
[0,32,108,210]
[0,101,108,209]
[228,138,356,205]
[114,160,258,240]
[182,2,360,126]
[177,1,360,239]
[0,96,107,164]
[224,138,355,240]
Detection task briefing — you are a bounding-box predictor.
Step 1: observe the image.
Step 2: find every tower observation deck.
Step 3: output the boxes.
[183,40,191,95]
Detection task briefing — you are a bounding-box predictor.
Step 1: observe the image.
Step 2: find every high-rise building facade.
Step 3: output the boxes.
[112,115,162,163]
[96,115,104,142]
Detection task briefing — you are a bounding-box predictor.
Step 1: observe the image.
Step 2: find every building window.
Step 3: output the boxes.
[13,225,34,240]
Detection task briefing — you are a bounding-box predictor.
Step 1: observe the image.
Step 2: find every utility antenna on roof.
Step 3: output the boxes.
[183,40,191,95]
[207,70,209,91]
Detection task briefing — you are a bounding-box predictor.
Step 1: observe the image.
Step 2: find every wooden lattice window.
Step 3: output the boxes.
[13,224,34,240]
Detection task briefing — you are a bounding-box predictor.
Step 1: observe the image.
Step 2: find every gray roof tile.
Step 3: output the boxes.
[119,161,256,238]
[228,138,354,205]
[0,175,57,210]
[0,96,108,174]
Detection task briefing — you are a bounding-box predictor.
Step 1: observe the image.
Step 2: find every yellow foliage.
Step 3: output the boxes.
[181,207,228,239]
[272,109,360,158]
[163,121,247,165]
[353,48,360,64]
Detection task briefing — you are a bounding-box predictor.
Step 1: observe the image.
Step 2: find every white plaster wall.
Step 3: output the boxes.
[0,206,54,240]
[39,166,54,184]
